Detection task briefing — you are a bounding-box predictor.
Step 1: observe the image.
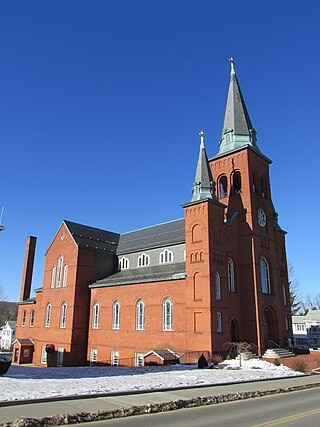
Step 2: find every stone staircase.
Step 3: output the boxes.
[262,348,295,359]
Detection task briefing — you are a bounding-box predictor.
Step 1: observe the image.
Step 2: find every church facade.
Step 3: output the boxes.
[14,61,293,367]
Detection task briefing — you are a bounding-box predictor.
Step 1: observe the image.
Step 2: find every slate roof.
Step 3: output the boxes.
[64,220,120,253]
[90,262,186,288]
[293,310,320,323]
[117,219,185,254]
[18,297,36,305]
[7,321,16,329]
[222,71,253,137]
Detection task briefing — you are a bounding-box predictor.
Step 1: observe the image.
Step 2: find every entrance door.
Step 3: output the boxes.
[231,319,239,342]
[57,348,64,367]
[263,309,278,348]
[14,348,19,363]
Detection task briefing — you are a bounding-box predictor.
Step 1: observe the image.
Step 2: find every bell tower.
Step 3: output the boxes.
[209,59,292,355]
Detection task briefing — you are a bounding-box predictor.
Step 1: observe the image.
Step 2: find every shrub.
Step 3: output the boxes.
[292,360,308,373]
[198,354,208,369]
[273,358,281,366]
[226,354,232,360]
[208,354,223,365]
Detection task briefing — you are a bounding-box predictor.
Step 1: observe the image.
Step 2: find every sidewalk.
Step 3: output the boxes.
[1,374,320,425]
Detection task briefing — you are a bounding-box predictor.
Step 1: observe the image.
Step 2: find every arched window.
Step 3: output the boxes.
[260,176,267,198]
[62,265,68,288]
[232,171,242,194]
[192,224,202,242]
[137,253,150,267]
[261,257,271,294]
[45,303,51,327]
[160,249,173,264]
[136,299,145,330]
[30,309,35,327]
[119,257,129,270]
[21,310,26,326]
[285,315,290,331]
[219,176,228,198]
[112,301,121,330]
[92,302,100,329]
[163,298,173,331]
[282,284,287,306]
[60,302,67,328]
[51,266,56,288]
[252,173,259,194]
[215,272,221,300]
[56,256,63,288]
[228,258,235,292]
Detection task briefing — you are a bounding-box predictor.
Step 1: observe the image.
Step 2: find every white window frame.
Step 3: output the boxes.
[30,309,35,327]
[162,298,173,331]
[90,348,98,366]
[92,302,100,329]
[60,302,67,328]
[136,299,145,330]
[261,257,271,294]
[119,257,129,270]
[134,352,145,367]
[45,303,51,327]
[137,253,150,267]
[56,255,63,288]
[228,258,235,292]
[285,316,289,332]
[282,284,287,306]
[62,264,68,288]
[41,345,47,364]
[57,347,64,367]
[215,272,221,300]
[51,266,56,288]
[111,350,119,366]
[112,301,120,330]
[159,248,173,264]
[216,312,222,333]
[21,310,26,327]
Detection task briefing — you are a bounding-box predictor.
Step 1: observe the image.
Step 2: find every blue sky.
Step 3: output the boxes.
[0,0,319,301]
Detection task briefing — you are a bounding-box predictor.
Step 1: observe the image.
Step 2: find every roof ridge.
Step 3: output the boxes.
[120,218,184,236]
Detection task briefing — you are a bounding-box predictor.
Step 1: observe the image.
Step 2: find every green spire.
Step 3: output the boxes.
[191,131,216,202]
[218,58,260,155]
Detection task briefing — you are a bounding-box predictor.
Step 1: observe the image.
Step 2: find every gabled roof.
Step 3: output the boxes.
[64,220,120,253]
[143,348,179,361]
[90,262,186,288]
[13,338,34,346]
[117,219,185,254]
[6,321,17,329]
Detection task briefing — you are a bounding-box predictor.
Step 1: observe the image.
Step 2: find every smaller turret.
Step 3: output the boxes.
[191,131,216,202]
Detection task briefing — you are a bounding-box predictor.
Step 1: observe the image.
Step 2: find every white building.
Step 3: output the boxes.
[292,310,320,349]
[0,321,17,350]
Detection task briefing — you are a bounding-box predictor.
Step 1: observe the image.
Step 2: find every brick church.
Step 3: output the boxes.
[14,60,293,367]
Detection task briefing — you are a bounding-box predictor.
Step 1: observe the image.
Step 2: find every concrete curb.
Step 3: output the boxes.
[2,381,320,427]
[0,373,307,407]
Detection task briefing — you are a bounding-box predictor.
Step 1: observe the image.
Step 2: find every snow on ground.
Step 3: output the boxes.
[0,359,301,402]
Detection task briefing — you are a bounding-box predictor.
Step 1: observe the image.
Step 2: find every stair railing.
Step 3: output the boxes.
[267,339,281,349]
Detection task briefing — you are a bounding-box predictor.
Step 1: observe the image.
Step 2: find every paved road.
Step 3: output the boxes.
[75,387,320,427]
[1,375,320,425]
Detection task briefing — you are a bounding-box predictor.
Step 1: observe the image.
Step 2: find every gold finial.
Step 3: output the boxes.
[199,130,205,148]
[229,57,236,75]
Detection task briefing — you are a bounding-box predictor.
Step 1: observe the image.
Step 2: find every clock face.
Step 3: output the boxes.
[258,208,266,227]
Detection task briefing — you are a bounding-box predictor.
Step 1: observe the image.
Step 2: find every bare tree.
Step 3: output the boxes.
[224,342,255,367]
[288,262,303,315]
[0,285,7,302]
[301,293,320,313]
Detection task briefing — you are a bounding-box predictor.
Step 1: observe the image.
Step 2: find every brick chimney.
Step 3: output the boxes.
[20,236,37,301]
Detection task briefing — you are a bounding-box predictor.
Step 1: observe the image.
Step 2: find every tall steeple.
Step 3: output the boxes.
[218,58,260,155]
[191,131,216,202]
